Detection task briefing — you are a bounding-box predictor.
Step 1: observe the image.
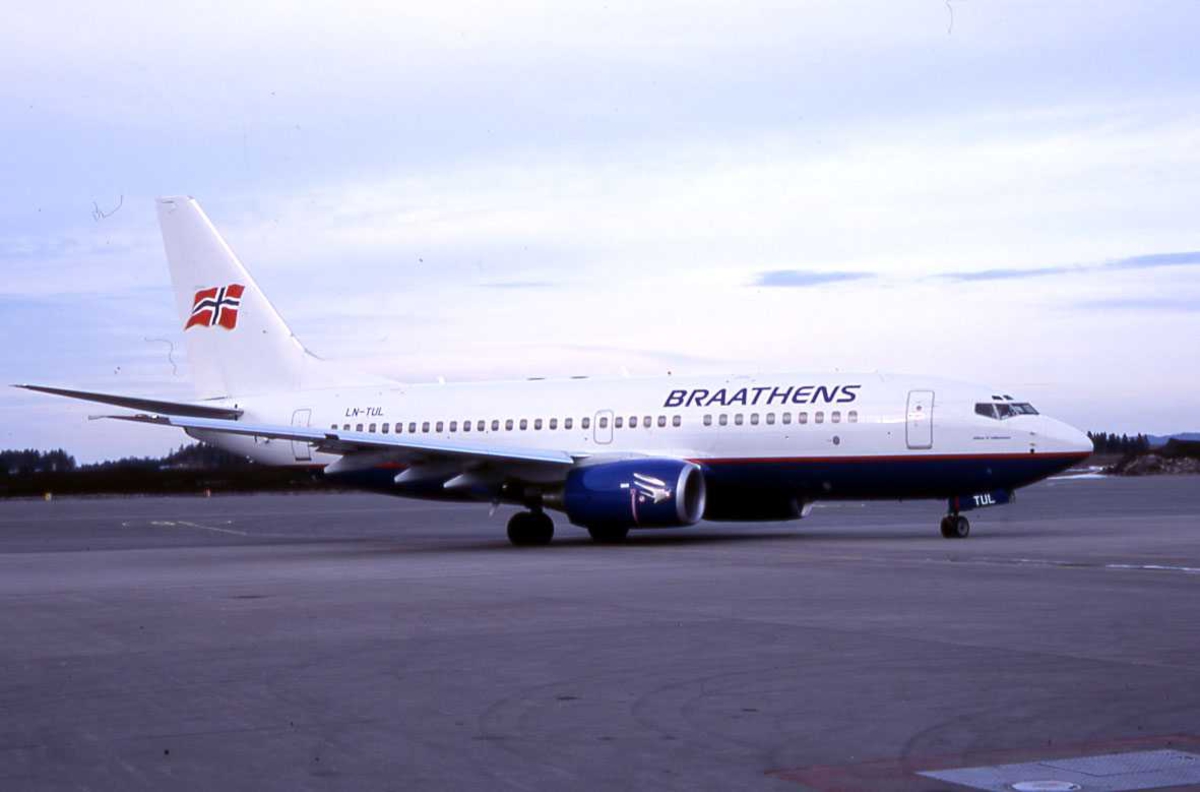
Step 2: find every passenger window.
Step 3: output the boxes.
[408,422,417,433]
[750,414,759,425]
[799,412,808,424]
[565,418,573,430]
[534,418,543,430]
[719,414,728,426]
[831,411,840,424]
[782,412,791,425]
[519,419,528,430]
[369,423,377,433]
[815,412,824,424]
[356,423,364,432]
[644,415,651,428]
[462,420,469,433]
[505,419,514,431]
[421,422,430,433]
[615,417,624,429]
[704,414,713,426]
[330,424,337,429]
[478,420,486,431]
[449,421,457,432]
[734,414,744,426]
[630,416,638,428]
[436,421,444,432]
[766,413,775,425]
[672,415,681,427]
[599,416,609,428]
[343,423,350,430]
[396,422,403,434]
[492,420,500,431]
[382,423,389,434]
[549,418,558,430]
[582,417,590,429]
[657,415,666,427]
[849,410,858,423]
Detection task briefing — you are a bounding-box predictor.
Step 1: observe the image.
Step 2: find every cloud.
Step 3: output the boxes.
[938,266,1074,282]
[1075,297,1200,312]
[1106,251,1200,270]
[753,270,874,288]
[940,251,1200,282]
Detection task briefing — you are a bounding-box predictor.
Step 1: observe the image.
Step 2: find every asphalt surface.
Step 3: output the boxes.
[2,475,1199,791]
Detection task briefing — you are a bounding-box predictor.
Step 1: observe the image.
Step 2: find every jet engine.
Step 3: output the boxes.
[559,459,707,529]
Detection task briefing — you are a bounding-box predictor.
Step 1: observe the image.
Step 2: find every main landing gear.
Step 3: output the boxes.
[940,514,970,539]
[507,510,554,546]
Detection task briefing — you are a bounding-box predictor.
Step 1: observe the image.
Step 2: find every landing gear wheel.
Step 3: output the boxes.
[587,525,630,544]
[940,516,954,538]
[507,511,554,546]
[940,515,970,539]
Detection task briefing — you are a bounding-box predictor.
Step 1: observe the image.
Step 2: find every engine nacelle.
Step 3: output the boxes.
[562,459,707,529]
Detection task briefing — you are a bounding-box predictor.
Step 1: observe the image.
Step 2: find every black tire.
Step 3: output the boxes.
[952,515,970,539]
[530,511,554,545]
[939,516,955,539]
[507,511,554,546]
[507,512,532,546]
[587,525,630,544]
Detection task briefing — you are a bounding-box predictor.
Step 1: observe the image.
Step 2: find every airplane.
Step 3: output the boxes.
[17,196,1094,545]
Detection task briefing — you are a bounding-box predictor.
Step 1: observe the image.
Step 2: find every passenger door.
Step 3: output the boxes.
[290,408,313,461]
[905,390,934,450]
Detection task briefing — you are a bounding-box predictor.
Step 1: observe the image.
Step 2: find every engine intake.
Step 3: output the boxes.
[562,459,707,529]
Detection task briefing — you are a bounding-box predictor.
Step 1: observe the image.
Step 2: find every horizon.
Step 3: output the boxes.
[3,2,1198,463]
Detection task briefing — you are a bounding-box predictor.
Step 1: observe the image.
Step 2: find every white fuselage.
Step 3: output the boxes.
[190,370,1091,510]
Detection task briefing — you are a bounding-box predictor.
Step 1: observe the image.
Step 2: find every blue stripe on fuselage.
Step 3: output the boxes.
[697,452,1086,501]
[326,451,1089,507]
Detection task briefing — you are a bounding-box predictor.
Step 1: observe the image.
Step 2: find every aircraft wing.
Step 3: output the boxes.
[14,385,243,420]
[106,413,577,468]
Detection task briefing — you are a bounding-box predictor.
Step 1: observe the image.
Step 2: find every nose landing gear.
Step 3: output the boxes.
[940,514,970,539]
[507,510,555,546]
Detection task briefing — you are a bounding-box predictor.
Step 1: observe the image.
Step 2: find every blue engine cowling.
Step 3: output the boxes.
[562,459,707,529]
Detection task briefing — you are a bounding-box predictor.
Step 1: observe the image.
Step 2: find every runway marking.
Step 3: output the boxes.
[943,556,1200,576]
[137,520,250,537]
[1104,563,1200,575]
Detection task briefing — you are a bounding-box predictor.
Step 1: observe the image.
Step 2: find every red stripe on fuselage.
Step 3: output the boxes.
[689,451,1090,466]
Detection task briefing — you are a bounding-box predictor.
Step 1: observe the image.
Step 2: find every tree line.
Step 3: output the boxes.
[1,444,253,478]
[1086,432,1151,456]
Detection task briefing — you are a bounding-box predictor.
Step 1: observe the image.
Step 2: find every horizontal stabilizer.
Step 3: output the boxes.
[13,385,243,420]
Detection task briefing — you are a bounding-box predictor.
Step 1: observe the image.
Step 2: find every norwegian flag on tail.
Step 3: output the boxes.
[185,284,245,330]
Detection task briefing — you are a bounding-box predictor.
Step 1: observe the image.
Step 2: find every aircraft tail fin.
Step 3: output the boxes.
[156,196,314,399]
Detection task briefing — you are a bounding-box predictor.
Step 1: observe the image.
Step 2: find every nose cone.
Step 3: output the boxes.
[1050,419,1094,457]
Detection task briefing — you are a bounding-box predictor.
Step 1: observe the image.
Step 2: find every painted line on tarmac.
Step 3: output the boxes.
[944,555,1200,576]
[136,520,251,537]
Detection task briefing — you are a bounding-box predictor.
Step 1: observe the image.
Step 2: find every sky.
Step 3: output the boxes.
[2,1,1198,462]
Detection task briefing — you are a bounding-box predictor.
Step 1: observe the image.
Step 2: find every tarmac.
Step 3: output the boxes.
[2,474,1199,791]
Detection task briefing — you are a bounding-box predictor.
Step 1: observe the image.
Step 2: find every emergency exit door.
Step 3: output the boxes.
[291,409,312,461]
[906,390,934,450]
[594,410,614,444]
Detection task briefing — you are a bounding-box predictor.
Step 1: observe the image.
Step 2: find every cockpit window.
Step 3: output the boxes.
[976,401,1039,420]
